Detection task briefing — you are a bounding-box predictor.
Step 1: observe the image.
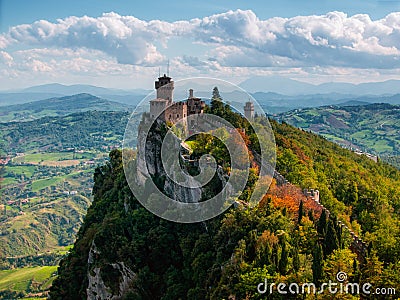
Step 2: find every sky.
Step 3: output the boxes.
[0,0,400,90]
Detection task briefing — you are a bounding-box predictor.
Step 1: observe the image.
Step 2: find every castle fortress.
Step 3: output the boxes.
[149,74,255,125]
[149,74,206,124]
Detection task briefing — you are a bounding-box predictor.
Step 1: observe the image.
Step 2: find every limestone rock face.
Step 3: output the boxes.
[135,118,204,203]
[87,266,112,300]
[86,242,135,300]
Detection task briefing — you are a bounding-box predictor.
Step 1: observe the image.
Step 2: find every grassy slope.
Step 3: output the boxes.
[0,266,57,291]
[0,110,130,153]
[1,151,95,256]
[0,195,91,257]
[0,109,134,298]
[277,103,400,158]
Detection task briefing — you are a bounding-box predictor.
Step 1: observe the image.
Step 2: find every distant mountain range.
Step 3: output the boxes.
[15,78,400,97]
[2,79,400,114]
[0,84,149,107]
[20,83,150,96]
[239,76,400,95]
[0,93,132,122]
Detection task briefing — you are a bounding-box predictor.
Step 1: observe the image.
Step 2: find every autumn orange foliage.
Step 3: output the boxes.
[261,180,323,221]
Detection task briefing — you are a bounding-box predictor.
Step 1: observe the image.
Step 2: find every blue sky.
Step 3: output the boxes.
[0,0,400,89]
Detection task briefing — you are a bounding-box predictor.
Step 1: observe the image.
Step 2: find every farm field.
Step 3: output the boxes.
[0,110,132,298]
[0,266,57,292]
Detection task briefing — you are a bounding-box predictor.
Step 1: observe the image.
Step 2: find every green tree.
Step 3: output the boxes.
[312,243,324,286]
[361,250,383,287]
[292,243,300,273]
[278,240,289,275]
[236,266,270,300]
[349,181,359,204]
[298,200,305,225]
[324,219,339,256]
[210,86,224,116]
[317,209,328,235]
[324,248,356,283]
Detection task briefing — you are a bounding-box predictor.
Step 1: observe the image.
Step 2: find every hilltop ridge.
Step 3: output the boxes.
[0,93,132,122]
[49,104,400,299]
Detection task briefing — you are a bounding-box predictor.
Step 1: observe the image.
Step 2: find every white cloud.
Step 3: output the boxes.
[0,51,14,67]
[1,10,400,89]
[2,10,400,69]
[193,10,400,69]
[1,12,187,66]
[0,35,10,48]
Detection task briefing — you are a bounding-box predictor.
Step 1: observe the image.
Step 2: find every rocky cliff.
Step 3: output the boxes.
[49,117,229,299]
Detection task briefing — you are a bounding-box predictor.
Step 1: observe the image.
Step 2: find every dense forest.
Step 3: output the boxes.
[49,97,400,299]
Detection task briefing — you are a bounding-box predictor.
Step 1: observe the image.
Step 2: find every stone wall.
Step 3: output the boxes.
[262,152,368,263]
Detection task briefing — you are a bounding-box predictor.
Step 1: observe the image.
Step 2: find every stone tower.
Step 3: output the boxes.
[150,74,174,119]
[155,74,174,102]
[244,101,254,120]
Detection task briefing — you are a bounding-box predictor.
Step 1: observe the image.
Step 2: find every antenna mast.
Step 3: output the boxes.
[167,59,170,76]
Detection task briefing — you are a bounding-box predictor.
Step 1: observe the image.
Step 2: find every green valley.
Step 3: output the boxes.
[0,266,57,299]
[277,103,400,167]
[0,109,136,297]
[1,111,133,257]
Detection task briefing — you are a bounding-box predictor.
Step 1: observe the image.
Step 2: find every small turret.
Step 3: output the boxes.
[244,101,254,120]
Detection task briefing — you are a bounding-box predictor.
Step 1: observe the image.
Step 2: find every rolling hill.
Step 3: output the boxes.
[276,103,400,166]
[240,76,400,95]
[0,111,132,258]
[0,84,150,107]
[0,93,132,122]
[252,92,400,114]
